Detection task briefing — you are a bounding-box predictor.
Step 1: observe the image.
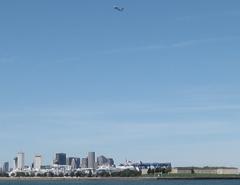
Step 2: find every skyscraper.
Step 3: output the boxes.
[67,157,80,169]
[54,153,66,165]
[107,158,114,166]
[34,155,42,170]
[13,157,18,170]
[2,162,9,173]
[17,152,24,170]
[81,157,88,168]
[97,155,115,166]
[88,152,95,169]
[97,155,108,166]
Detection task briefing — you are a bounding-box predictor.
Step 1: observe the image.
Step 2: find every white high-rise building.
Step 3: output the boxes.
[17,152,24,170]
[71,158,76,169]
[34,155,42,170]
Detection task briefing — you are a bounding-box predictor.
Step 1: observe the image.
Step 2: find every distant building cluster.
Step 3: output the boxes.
[0,151,239,177]
[51,152,113,169]
[0,151,173,177]
[0,151,113,176]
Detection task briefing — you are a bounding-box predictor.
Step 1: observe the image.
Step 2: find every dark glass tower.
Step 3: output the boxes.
[55,153,66,165]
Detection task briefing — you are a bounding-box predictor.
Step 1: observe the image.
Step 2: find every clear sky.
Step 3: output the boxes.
[0,0,240,168]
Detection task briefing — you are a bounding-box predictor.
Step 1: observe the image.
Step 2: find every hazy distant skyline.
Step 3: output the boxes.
[0,0,240,167]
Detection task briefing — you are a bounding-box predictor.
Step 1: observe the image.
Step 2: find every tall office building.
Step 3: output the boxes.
[67,157,72,166]
[54,153,66,165]
[13,157,18,170]
[67,157,80,169]
[81,157,88,168]
[107,158,114,166]
[34,155,42,170]
[97,155,114,166]
[74,158,81,169]
[97,155,108,166]
[17,152,24,170]
[88,152,95,169]
[2,162,9,173]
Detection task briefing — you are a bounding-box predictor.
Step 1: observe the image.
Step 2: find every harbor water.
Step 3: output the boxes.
[0,179,240,185]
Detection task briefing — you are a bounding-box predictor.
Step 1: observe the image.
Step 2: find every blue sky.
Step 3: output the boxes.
[0,0,240,168]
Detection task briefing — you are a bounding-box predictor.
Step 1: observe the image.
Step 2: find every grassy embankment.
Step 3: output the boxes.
[144,173,240,179]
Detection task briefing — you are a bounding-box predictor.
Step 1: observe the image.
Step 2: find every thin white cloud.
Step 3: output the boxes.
[56,35,240,63]
[225,10,240,16]
[138,104,240,114]
[1,102,240,120]
[176,11,240,21]
[171,36,240,48]
[98,36,240,54]
[107,120,236,135]
[0,56,14,64]
[98,44,168,55]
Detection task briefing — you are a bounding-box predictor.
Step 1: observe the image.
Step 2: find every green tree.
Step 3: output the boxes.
[88,170,92,177]
[147,168,153,174]
[70,172,75,177]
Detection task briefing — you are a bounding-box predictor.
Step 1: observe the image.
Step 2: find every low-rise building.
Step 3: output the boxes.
[171,167,193,174]
[217,168,239,175]
[171,167,239,175]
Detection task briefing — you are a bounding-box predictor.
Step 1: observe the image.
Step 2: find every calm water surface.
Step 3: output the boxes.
[0,180,240,185]
[0,179,240,185]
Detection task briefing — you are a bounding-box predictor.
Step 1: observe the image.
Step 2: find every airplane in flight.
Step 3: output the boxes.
[114,6,124,12]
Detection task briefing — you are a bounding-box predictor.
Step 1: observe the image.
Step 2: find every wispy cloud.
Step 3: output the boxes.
[138,104,240,114]
[225,10,240,16]
[171,36,240,48]
[176,11,240,21]
[0,56,15,64]
[56,35,240,63]
[98,44,168,55]
[98,36,240,54]
[1,101,240,121]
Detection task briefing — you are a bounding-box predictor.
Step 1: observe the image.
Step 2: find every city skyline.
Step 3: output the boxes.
[1,151,116,170]
[0,1,240,168]
[0,150,238,170]
[1,151,239,177]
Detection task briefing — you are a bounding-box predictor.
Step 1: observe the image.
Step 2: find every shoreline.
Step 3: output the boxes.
[1,176,240,181]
